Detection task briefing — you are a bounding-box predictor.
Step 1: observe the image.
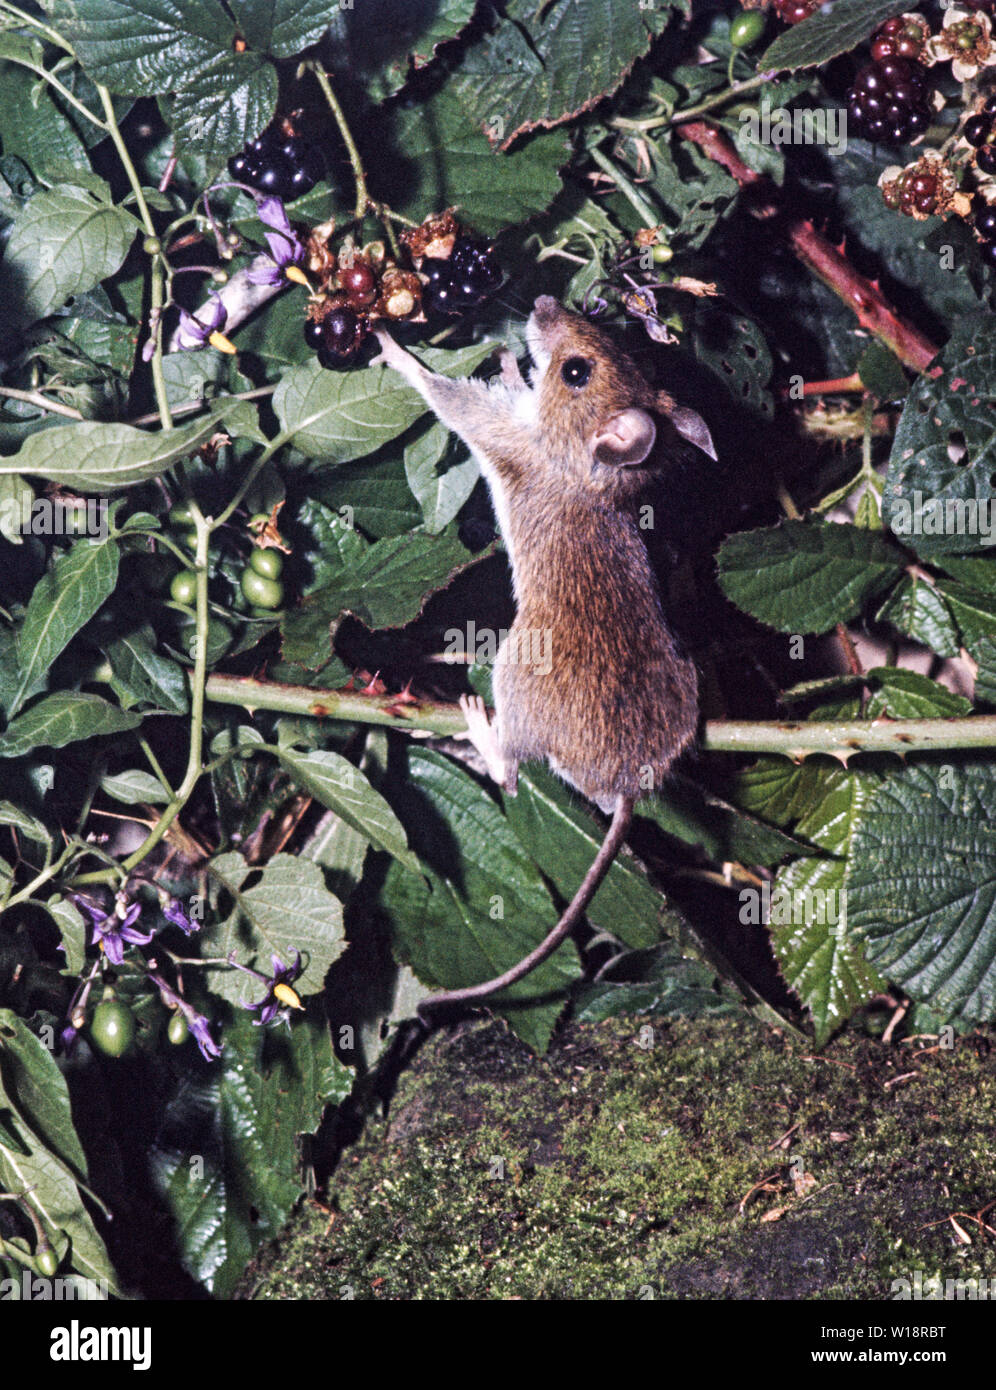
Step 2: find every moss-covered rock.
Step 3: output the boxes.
[236,1016,996,1301]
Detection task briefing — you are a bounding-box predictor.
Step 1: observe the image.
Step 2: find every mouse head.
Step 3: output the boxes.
[526,296,715,487]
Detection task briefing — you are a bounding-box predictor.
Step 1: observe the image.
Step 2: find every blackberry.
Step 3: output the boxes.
[318,305,365,365]
[303,317,325,350]
[339,261,378,307]
[847,57,933,144]
[227,122,323,201]
[976,200,996,240]
[965,114,992,146]
[870,16,926,63]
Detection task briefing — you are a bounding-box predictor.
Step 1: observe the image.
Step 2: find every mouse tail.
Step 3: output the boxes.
[417,794,635,1026]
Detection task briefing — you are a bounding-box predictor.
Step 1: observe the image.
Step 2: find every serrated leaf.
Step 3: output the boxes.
[937,578,996,650]
[203,852,345,1006]
[390,86,568,236]
[281,524,475,661]
[150,1008,348,1297]
[638,775,812,865]
[11,536,119,716]
[848,763,996,1025]
[874,575,960,658]
[974,636,996,706]
[327,0,476,99]
[0,64,90,183]
[864,666,972,719]
[274,342,495,465]
[99,769,170,804]
[760,0,910,72]
[0,400,263,489]
[102,625,188,714]
[404,420,479,534]
[158,52,277,166]
[504,766,667,949]
[0,1009,118,1291]
[0,692,140,758]
[885,313,996,559]
[450,0,675,149]
[227,0,331,57]
[716,520,905,634]
[383,749,576,1052]
[54,0,234,94]
[3,184,135,322]
[276,747,420,874]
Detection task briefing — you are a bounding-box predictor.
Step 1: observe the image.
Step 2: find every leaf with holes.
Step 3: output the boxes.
[689,306,773,418]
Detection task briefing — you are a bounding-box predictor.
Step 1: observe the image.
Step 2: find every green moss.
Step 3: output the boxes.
[236,1017,996,1301]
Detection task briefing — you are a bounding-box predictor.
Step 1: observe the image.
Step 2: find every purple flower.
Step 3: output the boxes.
[60,1025,79,1056]
[162,897,197,936]
[150,972,222,1061]
[245,951,305,1025]
[175,295,235,353]
[76,897,154,966]
[246,197,308,287]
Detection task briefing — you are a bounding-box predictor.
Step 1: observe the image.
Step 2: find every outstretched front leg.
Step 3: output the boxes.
[458,694,518,796]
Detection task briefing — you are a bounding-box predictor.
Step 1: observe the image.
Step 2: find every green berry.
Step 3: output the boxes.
[34,1244,59,1278]
[730,11,766,47]
[249,548,284,580]
[142,235,161,256]
[90,1000,135,1058]
[167,1012,189,1045]
[651,241,673,264]
[240,568,283,610]
[170,570,198,606]
[168,502,196,527]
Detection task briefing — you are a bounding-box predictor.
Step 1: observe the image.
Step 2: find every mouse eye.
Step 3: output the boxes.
[560,356,592,389]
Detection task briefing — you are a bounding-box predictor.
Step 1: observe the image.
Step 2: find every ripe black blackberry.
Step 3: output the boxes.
[847,55,932,144]
[421,236,502,316]
[228,123,323,202]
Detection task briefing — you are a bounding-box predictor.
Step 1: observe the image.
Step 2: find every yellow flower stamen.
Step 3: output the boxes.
[273,982,304,1011]
[208,330,238,355]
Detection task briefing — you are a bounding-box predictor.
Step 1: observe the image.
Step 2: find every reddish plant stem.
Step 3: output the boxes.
[677,122,940,375]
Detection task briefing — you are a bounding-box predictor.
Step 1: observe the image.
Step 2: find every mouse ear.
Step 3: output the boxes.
[591,408,657,466]
[669,405,717,461]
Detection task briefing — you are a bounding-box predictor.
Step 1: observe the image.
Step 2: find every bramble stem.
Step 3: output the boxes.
[308,62,369,220]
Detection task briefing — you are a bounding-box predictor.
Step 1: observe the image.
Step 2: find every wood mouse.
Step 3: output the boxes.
[373,295,715,1021]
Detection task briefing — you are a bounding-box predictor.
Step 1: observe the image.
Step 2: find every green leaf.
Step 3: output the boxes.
[885,312,996,559]
[0,800,50,844]
[574,942,746,1024]
[0,1009,119,1291]
[760,0,910,72]
[101,625,188,714]
[281,524,476,660]
[3,184,136,323]
[0,473,33,544]
[404,421,479,534]
[848,763,996,1025]
[203,851,345,1006]
[327,0,476,100]
[11,536,119,716]
[150,1008,350,1297]
[390,86,568,236]
[276,747,421,875]
[504,766,671,949]
[636,776,812,865]
[874,575,960,658]
[227,0,332,57]
[689,305,773,418]
[45,897,87,974]
[864,667,972,720]
[0,400,263,489]
[857,341,908,402]
[54,0,235,95]
[158,52,277,166]
[99,769,170,804]
[0,692,141,758]
[273,342,496,465]
[716,520,905,635]
[937,579,996,650]
[382,749,577,1052]
[0,64,90,183]
[450,0,675,148]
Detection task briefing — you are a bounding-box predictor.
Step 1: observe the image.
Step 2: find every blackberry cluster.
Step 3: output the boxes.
[773,0,818,23]
[883,166,942,217]
[228,123,323,202]
[421,236,502,316]
[847,54,932,144]
[964,96,996,176]
[974,197,996,266]
[303,263,376,367]
[870,15,927,63]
